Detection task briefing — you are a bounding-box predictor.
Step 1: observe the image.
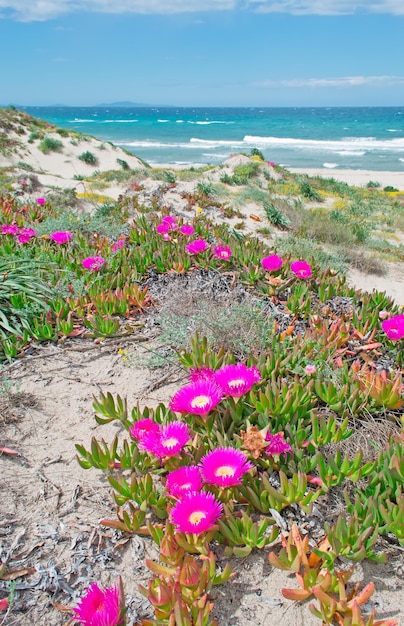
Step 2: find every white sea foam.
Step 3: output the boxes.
[323,163,338,168]
[336,151,366,156]
[399,158,404,162]
[243,135,404,152]
[103,120,138,123]
[176,120,184,123]
[158,119,169,123]
[72,118,94,122]
[187,121,235,125]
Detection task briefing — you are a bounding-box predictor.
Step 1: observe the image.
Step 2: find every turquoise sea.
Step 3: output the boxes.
[22,106,404,171]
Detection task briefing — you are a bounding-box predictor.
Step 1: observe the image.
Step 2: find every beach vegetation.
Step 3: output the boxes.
[78,150,98,165]
[38,136,63,154]
[250,147,265,161]
[116,158,129,170]
[263,201,291,229]
[56,127,69,137]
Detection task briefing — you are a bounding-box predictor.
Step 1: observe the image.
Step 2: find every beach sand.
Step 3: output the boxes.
[288,167,404,189]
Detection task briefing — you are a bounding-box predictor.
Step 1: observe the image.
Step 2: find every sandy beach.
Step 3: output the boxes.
[288,167,404,189]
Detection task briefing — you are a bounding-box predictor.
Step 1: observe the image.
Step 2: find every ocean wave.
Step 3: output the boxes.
[102,120,138,123]
[157,119,169,123]
[336,151,366,156]
[188,121,235,125]
[323,163,339,168]
[71,118,94,122]
[243,135,404,152]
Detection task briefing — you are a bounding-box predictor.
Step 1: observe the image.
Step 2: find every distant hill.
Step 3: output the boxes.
[96,101,153,107]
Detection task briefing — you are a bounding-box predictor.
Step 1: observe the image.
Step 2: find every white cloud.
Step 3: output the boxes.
[0,0,403,20]
[246,0,404,15]
[254,75,404,88]
[0,0,236,21]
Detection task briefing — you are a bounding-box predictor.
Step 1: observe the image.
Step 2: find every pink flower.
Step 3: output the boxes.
[166,465,203,499]
[304,364,316,375]
[162,215,178,229]
[188,367,216,383]
[214,363,261,398]
[20,227,36,237]
[156,222,170,234]
[82,256,105,271]
[265,432,292,458]
[50,231,72,245]
[381,314,404,341]
[129,418,160,442]
[200,447,253,487]
[261,254,283,272]
[170,380,223,416]
[140,421,191,458]
[290,260,312,279]
[171,491,223,534]
[213,245,232,260]
[1,224,19,235]
[180,224,195,236]
[112,239,125,253]
[185,239,209,255]
[36,197,45,205]
[17,233,32,244]
[73,582,121,626]
[163,233,171,241]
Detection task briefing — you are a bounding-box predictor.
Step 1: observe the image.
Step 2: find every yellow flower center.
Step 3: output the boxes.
[215,465,235,477]
[190,394,210,409]
[189,511,207,525]
[179,483,191,491]
[163,437,179,448]
[228,379,244,388]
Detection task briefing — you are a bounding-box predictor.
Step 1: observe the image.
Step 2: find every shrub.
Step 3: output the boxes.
[56,128,69,137]
[250,148,265,161]
[78,151,98,166]
[116,158,129,170]
[38,137,63,154]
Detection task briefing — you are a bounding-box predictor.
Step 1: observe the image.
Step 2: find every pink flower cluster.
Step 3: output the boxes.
[1,224,37,244]
[156,215,195,241]
[166,446,254,534]
[73,582,121,626]
[170,363,262,416]
[261,253,313,279]
[130,419,191,458]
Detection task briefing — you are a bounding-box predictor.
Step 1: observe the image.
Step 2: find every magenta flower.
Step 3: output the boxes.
[162,215,178,229]
[73,582,121,626]
[213,245,232,260]
[265,432,292,458]
[180,224,195,236]
[1,224,19,235]
[156,222,170,234]
[214,363,261,398]
[166,465,203,499]
[82,256,105,271]
[140,421,191,458]
[290,260,312,279]
[129,418,160,442]
[170,380,223,416]
[17,233,32,244]
[200,447,253,487]
[112,239,125,253]
[20,227,36,237]
[188,367,216,383]
[50,231,72,245]
[185,239,209,255]
[36,197,45,205]
[261,254,283,272]
[171,491,223,534]
[381,314,404,341]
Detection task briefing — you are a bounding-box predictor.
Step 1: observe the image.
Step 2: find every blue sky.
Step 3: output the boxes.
[0,1,403,107]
